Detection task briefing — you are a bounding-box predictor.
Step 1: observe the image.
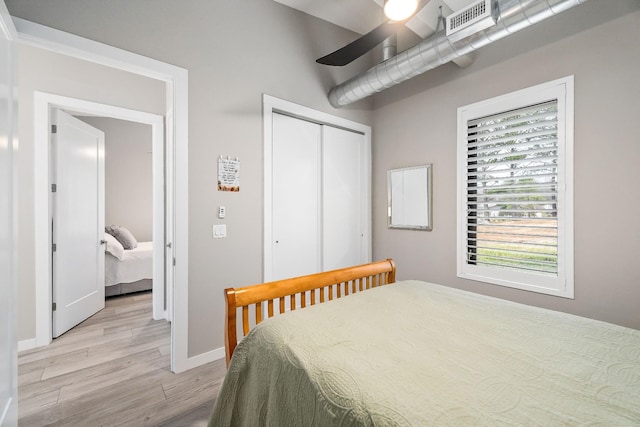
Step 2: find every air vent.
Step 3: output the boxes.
[446,0,496,42]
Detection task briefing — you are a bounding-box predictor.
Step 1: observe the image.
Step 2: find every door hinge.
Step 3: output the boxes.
[52,243,57,252]
[52,302,57,311]
[173,257,176,266]
[51,124,57,134]
[51,184,57,192]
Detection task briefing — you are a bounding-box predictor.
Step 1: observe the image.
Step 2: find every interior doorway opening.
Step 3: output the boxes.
[17,17,190,372]
[34,92,171,356]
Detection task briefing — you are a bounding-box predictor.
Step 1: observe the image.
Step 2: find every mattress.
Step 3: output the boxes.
[105,241,153,287]
[210,280,640,425]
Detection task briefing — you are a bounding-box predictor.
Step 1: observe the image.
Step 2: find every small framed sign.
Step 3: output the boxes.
[218,156,240,192]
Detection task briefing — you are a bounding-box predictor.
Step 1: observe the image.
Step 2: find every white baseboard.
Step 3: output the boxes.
[180,346,225,371]
[18,338,37,353]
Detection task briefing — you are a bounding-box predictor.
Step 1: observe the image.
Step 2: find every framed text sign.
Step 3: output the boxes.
[218,156,240,192]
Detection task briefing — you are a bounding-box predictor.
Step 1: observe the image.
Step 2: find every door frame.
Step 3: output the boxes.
[16,18,192,373]
[38,94,165,339]
[262,94,372,282]
[0,1,17,424]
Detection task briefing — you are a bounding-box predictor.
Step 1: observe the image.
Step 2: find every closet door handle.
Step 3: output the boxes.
[166,242,172,248]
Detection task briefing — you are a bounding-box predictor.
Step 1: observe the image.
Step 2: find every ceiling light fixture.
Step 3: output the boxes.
[384,0,418,21]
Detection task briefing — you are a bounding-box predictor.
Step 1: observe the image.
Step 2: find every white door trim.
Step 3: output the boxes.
[0,1,18,425]
[16,18,191,373]
[262,94,372,282]
[35,93,164,339]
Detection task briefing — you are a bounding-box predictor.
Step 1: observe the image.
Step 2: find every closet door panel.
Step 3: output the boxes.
[322,125,365,271]
[271,113,321,280]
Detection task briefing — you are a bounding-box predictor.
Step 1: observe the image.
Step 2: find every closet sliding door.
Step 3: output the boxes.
[271,113,321,280]
[270,112,368,282]
[322,125,365,271]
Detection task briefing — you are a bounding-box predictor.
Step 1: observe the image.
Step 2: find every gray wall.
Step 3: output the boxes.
[11,0,639,358]
[371,0,640,330]
[80,117,153,242]
[15,44,165,340]
[8,0,374,356]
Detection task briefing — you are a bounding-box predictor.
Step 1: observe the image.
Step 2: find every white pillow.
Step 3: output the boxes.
[104,232,125,260]
[106,225,138,250]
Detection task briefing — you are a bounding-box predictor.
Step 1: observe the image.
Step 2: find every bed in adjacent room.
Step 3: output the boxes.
[210,259,640,426]
[103,229,153,297]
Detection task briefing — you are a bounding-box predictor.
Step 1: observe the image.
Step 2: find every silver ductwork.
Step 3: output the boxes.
[382,34,398,61]
[328,0,589,108]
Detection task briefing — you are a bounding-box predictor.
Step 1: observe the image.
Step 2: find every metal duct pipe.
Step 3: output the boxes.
[382,34,398,61]
[328,0,589,108]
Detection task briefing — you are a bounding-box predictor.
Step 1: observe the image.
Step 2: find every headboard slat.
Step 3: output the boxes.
[242,306,249,336]
[255,302,262,325]
[268,299,274,318]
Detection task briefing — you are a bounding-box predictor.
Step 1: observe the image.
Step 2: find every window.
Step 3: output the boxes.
[457,77,574,298]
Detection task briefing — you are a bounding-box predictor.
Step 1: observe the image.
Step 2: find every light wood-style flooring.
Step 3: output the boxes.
[18,292,226,426]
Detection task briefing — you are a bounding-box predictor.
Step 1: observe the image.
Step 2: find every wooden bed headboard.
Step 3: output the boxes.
[224,259,396,366]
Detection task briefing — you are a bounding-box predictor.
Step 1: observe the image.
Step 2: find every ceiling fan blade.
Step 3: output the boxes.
[316,0,431,67]
[316,20,404,66]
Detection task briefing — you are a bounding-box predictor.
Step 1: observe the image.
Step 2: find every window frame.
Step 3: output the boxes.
[456,76,574,298]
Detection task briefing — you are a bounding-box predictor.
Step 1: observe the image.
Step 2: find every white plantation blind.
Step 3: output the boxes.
[465,100,558,275]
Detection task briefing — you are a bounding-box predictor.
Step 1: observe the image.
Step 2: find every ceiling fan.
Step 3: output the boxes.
[316,0,430,66]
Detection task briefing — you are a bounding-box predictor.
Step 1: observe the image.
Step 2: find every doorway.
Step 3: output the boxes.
[52,112,162,338]
[34,93,168,350]
[18,18,191,372]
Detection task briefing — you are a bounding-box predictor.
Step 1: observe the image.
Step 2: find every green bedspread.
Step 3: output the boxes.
[209,280,640,426]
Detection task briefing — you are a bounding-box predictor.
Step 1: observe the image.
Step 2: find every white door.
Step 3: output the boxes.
[272,113,321,280]
[52,110,106,338]
[271,112,368,281]
[322,125,366,271]
[0,2,17,424]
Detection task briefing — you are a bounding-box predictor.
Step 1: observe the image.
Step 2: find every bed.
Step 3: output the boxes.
[104,233,153,297]
[210,259,640,426]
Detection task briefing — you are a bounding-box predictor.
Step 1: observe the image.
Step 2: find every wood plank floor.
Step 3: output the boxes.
[18,292,227,426]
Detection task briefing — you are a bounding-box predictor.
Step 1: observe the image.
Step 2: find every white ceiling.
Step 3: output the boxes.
[273,0,478,39]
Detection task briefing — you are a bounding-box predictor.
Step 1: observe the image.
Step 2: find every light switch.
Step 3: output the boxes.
[212,224,227,239]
